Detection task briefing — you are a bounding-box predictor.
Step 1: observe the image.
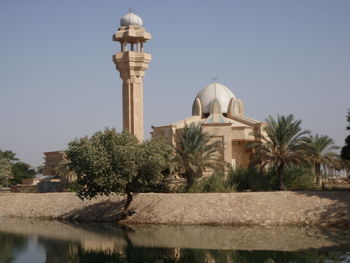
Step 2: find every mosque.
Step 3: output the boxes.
[113,11,266,169]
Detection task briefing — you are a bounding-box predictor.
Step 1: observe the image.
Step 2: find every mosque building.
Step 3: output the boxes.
[113,11,266,169]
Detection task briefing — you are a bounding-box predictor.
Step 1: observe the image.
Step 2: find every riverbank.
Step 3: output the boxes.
[0,191,349,226]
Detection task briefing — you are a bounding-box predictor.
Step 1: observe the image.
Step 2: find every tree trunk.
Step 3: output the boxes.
[315,164,321,185]
[185,172,195,191]
[277,163,286,191]
[123,190,133,218]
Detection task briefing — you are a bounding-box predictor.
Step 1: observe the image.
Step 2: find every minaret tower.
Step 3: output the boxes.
[113,11,151,141]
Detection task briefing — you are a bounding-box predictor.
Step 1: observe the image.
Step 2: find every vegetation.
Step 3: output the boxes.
[174,123,225,190]
[0,149,35,187]
[226,165,316,192]
[342,159,350,180]
[0,158,13,187]
[10,162,36,185]
[65,115,343,197]
[66,128,172,217]
[186,173,236,193]
[341,109,350,160]
[54,159,77,186]
[0,150,19,162]
[283,165,318,190]
[248,114,310,190]
[305,134,340,185]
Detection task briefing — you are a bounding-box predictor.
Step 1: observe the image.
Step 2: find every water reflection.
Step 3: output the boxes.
[0,218,349,263]
[0,233,28,263]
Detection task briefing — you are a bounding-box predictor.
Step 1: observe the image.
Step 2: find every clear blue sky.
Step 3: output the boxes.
[0,0,349,166]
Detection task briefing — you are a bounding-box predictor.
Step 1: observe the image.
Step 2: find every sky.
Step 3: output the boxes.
[0,0,349,167]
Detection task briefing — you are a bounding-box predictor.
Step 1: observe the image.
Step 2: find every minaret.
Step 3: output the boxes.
[113,11,151,141]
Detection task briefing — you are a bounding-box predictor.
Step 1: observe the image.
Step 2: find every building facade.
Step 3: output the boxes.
[111,11,265,169]
[151,82,266,169]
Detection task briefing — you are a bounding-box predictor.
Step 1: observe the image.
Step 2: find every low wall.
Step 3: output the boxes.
[0,191,349,226]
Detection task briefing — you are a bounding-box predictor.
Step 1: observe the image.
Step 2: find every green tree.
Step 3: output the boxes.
[341,110,350,160]
[10,162,36,185]
[0,158,13,187]
[66,129,172,217]
[305,134,340,185]
[174,123,225,190]
[248,114,310,190]
[0,150,19,162]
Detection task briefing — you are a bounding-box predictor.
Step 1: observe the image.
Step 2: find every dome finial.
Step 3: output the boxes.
[211,77,219,98]
[120,10,143,26]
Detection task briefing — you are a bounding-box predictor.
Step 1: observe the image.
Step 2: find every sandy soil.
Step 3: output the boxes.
[0,191,349,226]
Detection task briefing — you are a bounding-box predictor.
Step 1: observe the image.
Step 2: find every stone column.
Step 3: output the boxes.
[113,25,152,142]
[121,75,144,141]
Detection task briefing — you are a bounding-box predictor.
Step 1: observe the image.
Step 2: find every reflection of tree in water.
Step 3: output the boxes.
[38,238,81,263]
[36,223,350,263]
[154,249,349,263]
[38,237,126,263]
[36,236,349,263]
[0,232,28,263]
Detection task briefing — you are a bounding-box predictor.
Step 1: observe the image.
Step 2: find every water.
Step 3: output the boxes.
[0,218,349,263]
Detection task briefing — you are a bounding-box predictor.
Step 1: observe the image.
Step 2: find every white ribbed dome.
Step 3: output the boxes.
[120,12,143,26]
[195,83,236,114]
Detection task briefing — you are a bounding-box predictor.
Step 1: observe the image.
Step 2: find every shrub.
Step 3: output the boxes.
[227,168,278,191]
[284,165,318,190]
[227,166,317,191]
[186,173,236,193]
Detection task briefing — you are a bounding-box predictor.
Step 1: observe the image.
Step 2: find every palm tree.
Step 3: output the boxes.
[248,114,310,190]
[54,159,76,185]
[341,110,350,160]
[174,123,224,189]
[305,134,340,185]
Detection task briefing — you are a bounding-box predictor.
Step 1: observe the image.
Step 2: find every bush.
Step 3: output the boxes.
[284,166,318,190]
[227,166,317,191]
[186,173,236,193]
[227,168,278,191]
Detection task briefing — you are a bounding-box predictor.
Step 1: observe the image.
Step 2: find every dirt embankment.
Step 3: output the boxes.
[0,191,349,226]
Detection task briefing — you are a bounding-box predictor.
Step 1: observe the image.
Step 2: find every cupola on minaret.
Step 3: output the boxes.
[113,11,152,141]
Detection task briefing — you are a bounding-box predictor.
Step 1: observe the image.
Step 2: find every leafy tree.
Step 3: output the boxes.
[0,149,35,186]
[0,158,13,187]
[341,110,350,160]
[248,114,310,190]
[174,123,225,190]
[0,150,19,162]
[66,129,172,217]
[10,162,36,185]
[305,134,340,185]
